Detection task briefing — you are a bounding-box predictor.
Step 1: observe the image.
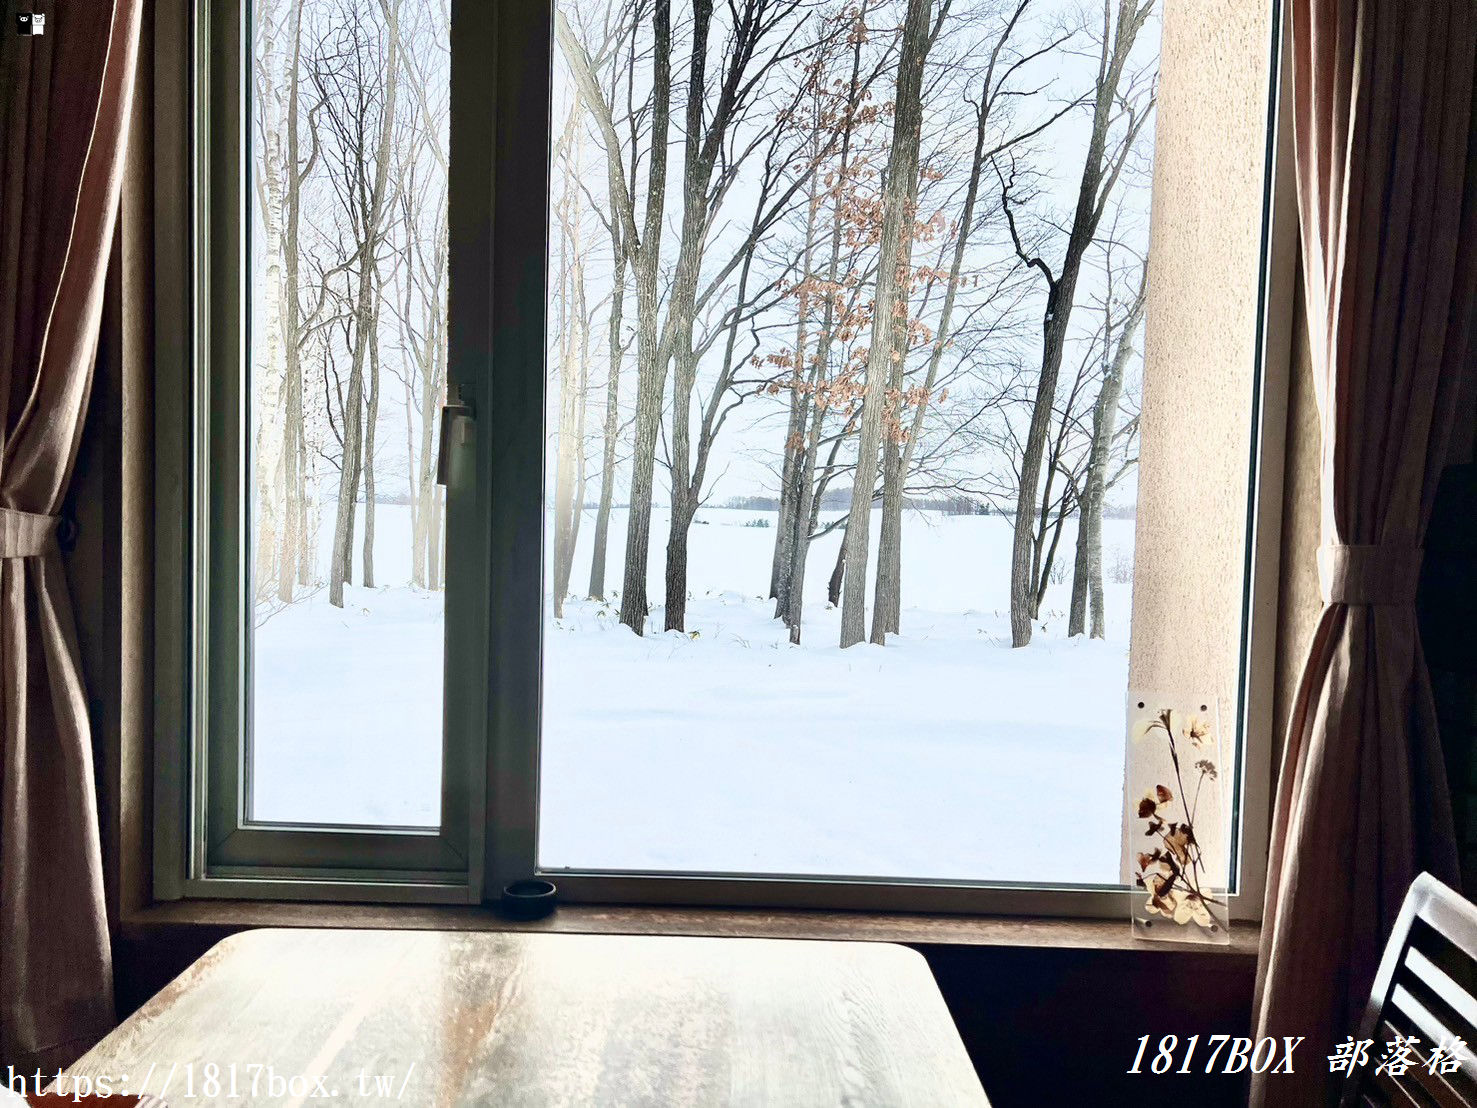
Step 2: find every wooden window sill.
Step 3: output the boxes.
[120,900,1260,957]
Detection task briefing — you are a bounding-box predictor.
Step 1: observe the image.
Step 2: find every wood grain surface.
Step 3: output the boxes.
[65,929,988,1106]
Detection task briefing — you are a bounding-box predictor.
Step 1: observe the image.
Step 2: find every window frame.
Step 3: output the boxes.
[153,0,492,902]
[155,0,1295,920]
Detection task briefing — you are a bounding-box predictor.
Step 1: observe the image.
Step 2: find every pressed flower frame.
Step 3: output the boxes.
[1124,694,1230,945]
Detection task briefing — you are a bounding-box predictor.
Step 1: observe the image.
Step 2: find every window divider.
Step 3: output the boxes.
[478,0,553,899]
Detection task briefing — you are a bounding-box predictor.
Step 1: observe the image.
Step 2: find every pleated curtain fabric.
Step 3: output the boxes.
[1251,1,1477,1104]
[0,0,142,1070]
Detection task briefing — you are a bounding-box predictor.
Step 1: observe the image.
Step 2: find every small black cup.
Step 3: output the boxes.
[500,878,558,920]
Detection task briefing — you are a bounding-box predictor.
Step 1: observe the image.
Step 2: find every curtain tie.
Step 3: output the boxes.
[0,506,60,558]
[1317,543,1423,605]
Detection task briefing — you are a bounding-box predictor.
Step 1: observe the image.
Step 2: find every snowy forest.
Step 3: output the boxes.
[249,0,1161,882]
[545,0,1155,654]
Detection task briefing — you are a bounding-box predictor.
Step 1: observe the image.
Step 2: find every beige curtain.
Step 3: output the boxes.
[1252,1,1477,1104]
[0,0,142,1070]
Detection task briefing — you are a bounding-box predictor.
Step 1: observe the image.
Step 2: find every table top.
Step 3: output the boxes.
[64,928,988,1106]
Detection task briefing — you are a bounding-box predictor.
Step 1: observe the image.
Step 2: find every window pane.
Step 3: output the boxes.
[248,0,448,827]
[538,0,1208,884]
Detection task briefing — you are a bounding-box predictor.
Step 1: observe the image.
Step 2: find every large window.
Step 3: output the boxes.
[155,0,1288,912]
[540,0,1162,887]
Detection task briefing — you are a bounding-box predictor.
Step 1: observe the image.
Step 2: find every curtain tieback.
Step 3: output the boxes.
[1317,543,1423,605]
[0,506,60,558]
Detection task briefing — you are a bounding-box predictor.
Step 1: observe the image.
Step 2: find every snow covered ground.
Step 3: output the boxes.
[252,504,1135,886]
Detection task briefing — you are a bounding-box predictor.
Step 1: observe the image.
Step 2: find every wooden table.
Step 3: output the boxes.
[64,929,988,1106]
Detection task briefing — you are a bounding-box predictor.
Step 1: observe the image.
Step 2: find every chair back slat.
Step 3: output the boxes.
[1343,875,1477,1107]
[1378,1018,1469,1108]
[1370,1068,1431,1108]
[1406,946,1477,1048]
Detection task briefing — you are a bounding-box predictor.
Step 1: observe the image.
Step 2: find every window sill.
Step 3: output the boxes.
[120,900,1259,957]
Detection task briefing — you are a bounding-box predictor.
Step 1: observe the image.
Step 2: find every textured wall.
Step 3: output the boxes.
[1129,0,1278,736]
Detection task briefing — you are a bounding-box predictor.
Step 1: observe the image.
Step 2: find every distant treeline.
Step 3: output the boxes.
[718,493,1137,520]
[350,490,1135,521]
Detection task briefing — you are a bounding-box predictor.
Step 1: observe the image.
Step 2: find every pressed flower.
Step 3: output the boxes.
[1173,891,1213,927]
[1164,825,1193,866]
[1138,795,1157,818]
[1195,758,1219,780]
[1144,875,1179,916]
[1145,891,1175,916]
[1181,714,1212,746]
[1155,784,1173,804]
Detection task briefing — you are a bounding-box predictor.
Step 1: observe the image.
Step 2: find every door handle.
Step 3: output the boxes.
[436,388,474,486]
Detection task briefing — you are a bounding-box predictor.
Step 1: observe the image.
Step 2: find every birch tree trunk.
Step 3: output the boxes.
[661,0,721,634]
[828,536,846,608]
[1069,270,1146,637]
[770,334,803,602]
[255,0,289,605]
[403,366,421,586]
[361,287,382,589]
[279,0,314,600]
[328,380,363,608]
[1089,539,1106,638]
[616,0,671,634]
[418,236,447,589]
[552,105,589,616]
[871,372,906,640]
[587,242,625,601]
[415,327,442,587]
[428,484,443,591]
[839,0,934,648]
[771,190,817,621]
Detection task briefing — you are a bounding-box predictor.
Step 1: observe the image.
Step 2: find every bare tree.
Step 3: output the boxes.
[384,0,450,591]
[551,96,593,616]
[1001,0,1153,647]
[558,0,671,635]
[585,92,629,599]
[839,0,936,648]
[569,4,639,602]
[253,0,291,603]
[318,0,402,608]
[1028,354,1090,615]
[276,0,322,600]
[1069,254,1145,637]
[361,265,384,589]
[661,0,849,632]
[770,0,882,642]
[389,91,448,590]
[872,0,1076,640]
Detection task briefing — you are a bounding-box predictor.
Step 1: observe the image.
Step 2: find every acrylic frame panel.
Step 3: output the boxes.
[1124,691,1231,944]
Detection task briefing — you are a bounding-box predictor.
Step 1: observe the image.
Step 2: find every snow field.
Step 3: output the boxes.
[253,503,1134,885]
